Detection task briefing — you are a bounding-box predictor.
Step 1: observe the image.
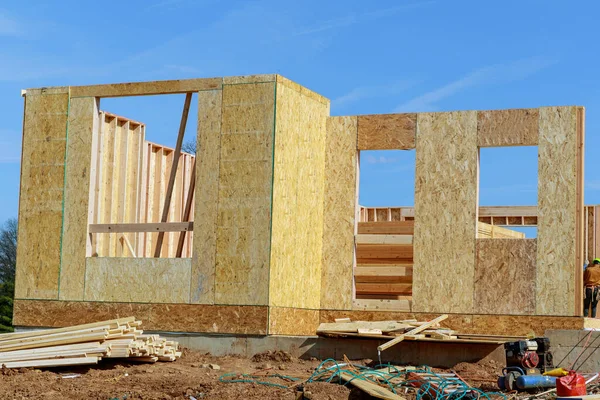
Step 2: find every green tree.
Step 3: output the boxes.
[0,218,17,332]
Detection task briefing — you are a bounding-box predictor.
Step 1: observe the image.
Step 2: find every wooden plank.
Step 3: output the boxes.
[60,97,100,300]
[477,108,538,147]
[317,321,410,334]
[576,107,585,316]
[355,266,412,277]
[191,90,222,304]
[89,222,193,233]
[355,244,413,260]
[355,283,412,295]
[377,315,448,352]
[321,116,357,310]
[355,234,412,245]
[358,222,414,235]
[69,78,222,98]
[537,106,578,316]
[355,275,412,284]
[413,111,478,314]
[176,159,195,257]
[155,93,193,257]
[339,372,406,400]
[15,92,69,299]
[352,299,411,311]
[2,356,100,369]
[357,114,416,150]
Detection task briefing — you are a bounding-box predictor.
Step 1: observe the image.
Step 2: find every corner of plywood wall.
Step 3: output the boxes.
[268,77,330,311]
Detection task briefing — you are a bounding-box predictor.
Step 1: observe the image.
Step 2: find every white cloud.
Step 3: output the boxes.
[395,56,557,112]
[366,155,399,164]
[0,10,21,37]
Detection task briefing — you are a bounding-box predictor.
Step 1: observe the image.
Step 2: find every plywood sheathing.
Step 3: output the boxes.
[576,107,585,316]
[276,75,329,105]
[59,97,99,300]
[320,116,358,310]
[15,93,69,300]
[357,114,416,150]
[319,310,588,337]
[214,82,275,306]
[536,106,579,315]
[84,258,191,303]
[268,81,329,309]
[68,78,222,98]
[191,90,222,304]
[477,109,539,147]
[587,206,595,263]
[223,74,276,84]
[268,307,320,335]
[13,299,268,334]
[475,239,536,314]
[412,111,478,314]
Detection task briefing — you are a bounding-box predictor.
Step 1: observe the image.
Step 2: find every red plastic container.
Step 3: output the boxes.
[556,371,587,397]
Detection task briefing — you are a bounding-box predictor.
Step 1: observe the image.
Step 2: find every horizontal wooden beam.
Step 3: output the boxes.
[355,244,413,260]
[355,283,412,295]
[68,78,222,98]
[89,222,193,233]
[355,234,412,245]
[352,299,411,311]
[357,221,414,235]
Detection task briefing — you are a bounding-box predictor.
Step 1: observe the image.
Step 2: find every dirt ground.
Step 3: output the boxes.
[0,349,504,400]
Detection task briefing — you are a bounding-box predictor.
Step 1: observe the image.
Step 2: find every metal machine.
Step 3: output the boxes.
[498,337,556,391]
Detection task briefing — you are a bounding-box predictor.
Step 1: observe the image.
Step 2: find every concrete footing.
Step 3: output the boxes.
[546,329,600,373]
[150,332,504,368]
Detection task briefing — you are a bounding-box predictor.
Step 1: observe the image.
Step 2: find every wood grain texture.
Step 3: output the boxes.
[13,300,268,334]
[357,114,416,150]
[59,97,99,300]
[474,239,536,315]
[320,116,357,310]
[15,93,69,300]
[269,81,329,309]
[477,108,538,147]
[84,258,191,303]
[268,307,320,335]
[223,74,276,84]
[357,222,414,235]
[276,75,329,105]
[412,111,478,314]
[537,106,578,316]
[191,90,222,304]
[70,78,222,98]
[214,82,275,306]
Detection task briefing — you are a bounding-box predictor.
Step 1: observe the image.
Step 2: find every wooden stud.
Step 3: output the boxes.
[155,93,193,257]
[176,159,195,257]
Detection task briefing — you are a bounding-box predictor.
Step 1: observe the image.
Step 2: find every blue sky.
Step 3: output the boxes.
[0,0,599,238]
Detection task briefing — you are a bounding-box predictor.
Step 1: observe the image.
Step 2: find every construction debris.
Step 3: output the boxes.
[0,317,180,368]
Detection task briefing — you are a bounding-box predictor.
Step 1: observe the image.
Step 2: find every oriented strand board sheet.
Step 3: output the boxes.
[474,239,536,315]
[320,116,357,310]
[268,307,320,335]
[214,82,275,306]
[269,81,329,309]
[191,90,222,304]
[59,97,99,300]
[69,77,222,98]
[357,114,416,150]
[13,300,268,334]
[276,75,329,105]
[477,108,538,147]
[537,106,578,316]
[412,111,478,314]
[84,257,191,303]
[15,93,69,300]
[223,74,276,84]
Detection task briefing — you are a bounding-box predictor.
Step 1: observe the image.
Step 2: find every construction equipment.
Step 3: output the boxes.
[498,337,556,391]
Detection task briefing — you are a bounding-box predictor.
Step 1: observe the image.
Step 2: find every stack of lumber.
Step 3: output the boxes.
[0,317,181,368]
[317,316,526,345]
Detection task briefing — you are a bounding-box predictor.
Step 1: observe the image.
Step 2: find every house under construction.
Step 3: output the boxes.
[13,74,599,338]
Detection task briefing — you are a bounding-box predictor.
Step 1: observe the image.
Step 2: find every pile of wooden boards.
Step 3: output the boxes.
[317,315,525,346]
[0,316,181,368]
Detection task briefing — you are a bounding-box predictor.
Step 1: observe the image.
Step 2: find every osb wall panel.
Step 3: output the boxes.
[412,111,478,314]
[477,109,538,147]
[13,300,268,334]
[320,311,586,337]
[84,258,191,303]
[269,82,329,309]
[59,97,99,300]
[357,114,416,150]
[474,239,536,315]
[191,90,222,304]
[214,82,275,306]
[321,116,357,310]
[15,93,69,300]
[537,106,578,316]
[268,307,320,335]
